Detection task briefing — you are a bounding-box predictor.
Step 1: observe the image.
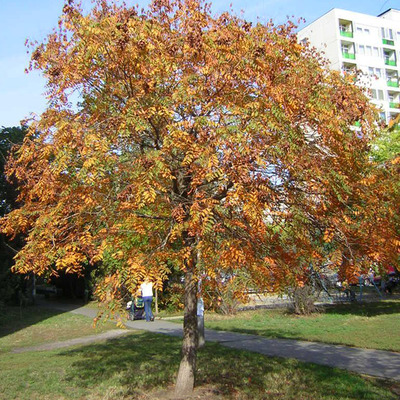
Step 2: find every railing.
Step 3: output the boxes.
[340,31,353,38]
[389,102,400,109]
[382,38,395,46]
[387,80,399,88]
[342,52,355,60]
[385,59,397,66]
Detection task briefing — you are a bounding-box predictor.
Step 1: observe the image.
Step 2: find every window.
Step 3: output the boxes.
[386,72,398,82]
[342,64,356,74]
[366,46,372,56]
[364,28,370,35]
[339,19,353,34]
[358,44,365,55]
[356,27,362,34]
[384,49,396,64]
[369,68,382,79]
[373,47,379,57]
[371,90,385,101]
[382,27,394,39]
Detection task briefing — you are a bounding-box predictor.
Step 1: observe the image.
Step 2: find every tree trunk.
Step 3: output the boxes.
[175,264,198,397]
[155,288,158,315]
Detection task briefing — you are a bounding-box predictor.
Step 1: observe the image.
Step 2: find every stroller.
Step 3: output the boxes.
[127,296,145,320]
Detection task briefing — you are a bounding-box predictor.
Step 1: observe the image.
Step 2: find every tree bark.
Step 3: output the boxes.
[175,256,198,397]
[155,288,159,315]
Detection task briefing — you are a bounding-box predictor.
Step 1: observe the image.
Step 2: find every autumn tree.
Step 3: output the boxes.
[319,118,400,285]
[1,0,386,395]
[364,121,400,271]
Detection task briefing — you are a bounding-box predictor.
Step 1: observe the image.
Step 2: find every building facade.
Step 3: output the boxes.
[298,8,400,124]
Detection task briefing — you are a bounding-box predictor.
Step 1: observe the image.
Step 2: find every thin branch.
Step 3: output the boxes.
[212,181,234,201]
[3,241,19,254]
[133,212,169,220]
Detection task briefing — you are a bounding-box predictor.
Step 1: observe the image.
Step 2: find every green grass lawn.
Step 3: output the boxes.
[1,331,399,400]
[204,299,400,352]
[0,303,399,399]
[0,305,116,353]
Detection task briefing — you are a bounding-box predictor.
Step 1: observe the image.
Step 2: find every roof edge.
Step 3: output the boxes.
[377,8,400,17]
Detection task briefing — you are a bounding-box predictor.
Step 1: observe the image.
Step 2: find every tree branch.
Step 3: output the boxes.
[212,181,234,201]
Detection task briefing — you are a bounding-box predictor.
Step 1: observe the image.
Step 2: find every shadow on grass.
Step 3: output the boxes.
[323,299,400,317]
[60,332,399,400]
[208,326,316,343]
[0,297,84,339]
[0,305,63,339]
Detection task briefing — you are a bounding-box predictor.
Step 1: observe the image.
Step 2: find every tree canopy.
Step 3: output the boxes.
[1,0,396,395]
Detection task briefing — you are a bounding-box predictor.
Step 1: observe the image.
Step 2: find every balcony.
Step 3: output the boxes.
[387,80,399,88]
[342,52,356,60]
[385,59,397,66]
[339,19,353,41]
[389,102,400,109]
[340,31,353,38]
[382,38,395,46]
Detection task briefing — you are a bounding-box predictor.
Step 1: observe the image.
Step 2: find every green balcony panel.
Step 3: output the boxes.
[383,39,395,46]
[342,53,355,60]
[387,81,399,87]
[340,31,353,38]
[385,60,397,66]
[389,102,400,109]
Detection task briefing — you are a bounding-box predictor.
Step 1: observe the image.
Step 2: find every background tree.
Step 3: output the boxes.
[318,118,400,287]
[0,126,27,304]
[372,120,400,164]
[366,120,400,270]
[1,0,387,395]
[0,126,26,216]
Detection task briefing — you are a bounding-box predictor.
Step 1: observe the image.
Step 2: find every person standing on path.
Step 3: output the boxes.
[140,279,154,322]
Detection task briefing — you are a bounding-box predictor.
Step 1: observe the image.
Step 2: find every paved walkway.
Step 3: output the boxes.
[28,301,400,382]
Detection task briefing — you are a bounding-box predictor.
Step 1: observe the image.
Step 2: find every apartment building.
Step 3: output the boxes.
[298,8,400,124]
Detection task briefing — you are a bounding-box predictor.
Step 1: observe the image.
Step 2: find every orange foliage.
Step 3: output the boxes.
[1,0,398,308]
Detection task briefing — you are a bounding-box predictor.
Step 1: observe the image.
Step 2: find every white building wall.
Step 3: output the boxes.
[298,8,400,124]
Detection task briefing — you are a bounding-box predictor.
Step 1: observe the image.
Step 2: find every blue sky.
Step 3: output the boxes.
[0,0,397,127]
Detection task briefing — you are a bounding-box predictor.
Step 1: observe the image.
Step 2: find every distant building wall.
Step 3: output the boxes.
[298,8,400,124]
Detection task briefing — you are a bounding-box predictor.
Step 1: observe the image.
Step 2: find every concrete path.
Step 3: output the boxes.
[34,301,400,382]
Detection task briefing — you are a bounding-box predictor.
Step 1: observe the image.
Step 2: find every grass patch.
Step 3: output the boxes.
[0,305,116,353]
[1,331,399,400]
[204,299,400,352]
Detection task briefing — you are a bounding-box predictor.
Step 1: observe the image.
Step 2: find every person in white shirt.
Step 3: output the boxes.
[140,279,154,322]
